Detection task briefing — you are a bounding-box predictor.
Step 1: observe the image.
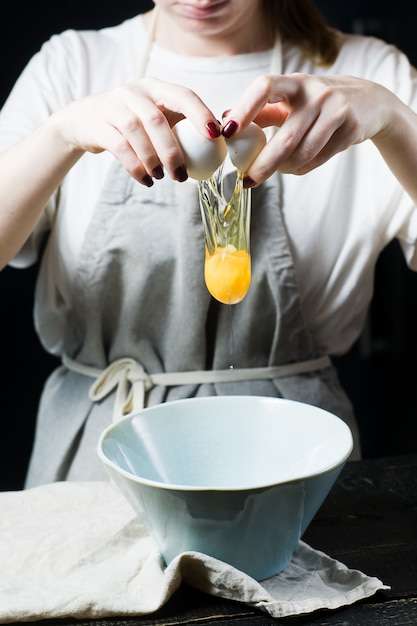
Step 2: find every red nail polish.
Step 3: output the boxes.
[174,165,188,182]
[222,120,238,139]
[142,174,154,187]
[206,121,221,139]
[243,176,256,189]
[152,165,164,179]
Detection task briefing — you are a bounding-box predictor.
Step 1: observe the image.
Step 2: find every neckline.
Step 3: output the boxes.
[138,9,282,78]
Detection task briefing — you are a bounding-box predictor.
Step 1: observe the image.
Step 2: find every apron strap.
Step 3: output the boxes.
[62,353,332,421]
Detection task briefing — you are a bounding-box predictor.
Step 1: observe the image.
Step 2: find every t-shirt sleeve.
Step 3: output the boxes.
[0,30,95,267]
[338,35,417,269]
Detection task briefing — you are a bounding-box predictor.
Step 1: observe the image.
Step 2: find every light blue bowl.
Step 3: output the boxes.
[97,396,353,580]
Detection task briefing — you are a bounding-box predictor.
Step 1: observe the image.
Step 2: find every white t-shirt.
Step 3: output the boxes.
[1,14,417,356]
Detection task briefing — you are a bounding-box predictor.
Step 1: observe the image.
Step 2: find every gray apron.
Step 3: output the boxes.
[25,162,361,488]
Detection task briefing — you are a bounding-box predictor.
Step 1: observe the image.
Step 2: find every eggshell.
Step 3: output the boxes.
[226,123,267,172]
[173,118,227,180]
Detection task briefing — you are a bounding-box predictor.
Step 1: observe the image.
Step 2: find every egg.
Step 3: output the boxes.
[173,118,227,180]
[226,122,266,173]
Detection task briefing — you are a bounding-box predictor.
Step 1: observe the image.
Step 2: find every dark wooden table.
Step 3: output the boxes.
[9,454,417,625]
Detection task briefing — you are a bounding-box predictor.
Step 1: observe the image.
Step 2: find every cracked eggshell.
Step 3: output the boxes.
[226,122,267,173]
[173,118,227,180]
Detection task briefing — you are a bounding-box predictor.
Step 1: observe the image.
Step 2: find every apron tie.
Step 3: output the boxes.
[62,353,332,422]
[89,358,152,420]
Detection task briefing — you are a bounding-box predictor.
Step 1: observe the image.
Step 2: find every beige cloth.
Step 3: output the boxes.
[0,481,389,622]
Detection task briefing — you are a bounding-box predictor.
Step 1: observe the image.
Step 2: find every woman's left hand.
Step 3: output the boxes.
[222,72,397,185]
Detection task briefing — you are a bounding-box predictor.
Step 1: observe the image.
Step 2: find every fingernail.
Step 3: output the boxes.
[174,164,188,182]
[222,109,231,119]
[206,121,221,139]
[243,176,256,189]
[152,165,164,179]
[142,174,154,187]
[222,120,238,139]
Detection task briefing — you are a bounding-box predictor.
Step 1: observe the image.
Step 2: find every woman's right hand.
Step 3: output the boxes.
[51,77,222,186]
[0,78,221,268]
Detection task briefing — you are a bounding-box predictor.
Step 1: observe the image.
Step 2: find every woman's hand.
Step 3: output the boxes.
[0,77,222,268]
[52,76,222,185]
[222,72,413,188]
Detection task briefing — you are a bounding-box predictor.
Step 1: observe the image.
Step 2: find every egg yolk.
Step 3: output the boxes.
[204,245,251,305]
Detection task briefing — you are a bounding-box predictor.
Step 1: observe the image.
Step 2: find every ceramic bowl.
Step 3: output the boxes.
[97,395,353,580]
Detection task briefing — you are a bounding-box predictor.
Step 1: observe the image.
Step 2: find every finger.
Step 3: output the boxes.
[291,123,357,175]
[111,109,163,178]
[274,96,350,173]
[245,106,351,184]
[143,78,220,134]
[222,74,302,135]
[127,79,222,180]
[251,102,291,128]
[86,90,164,182]
[100,123,156,186]
[242,108,321,183]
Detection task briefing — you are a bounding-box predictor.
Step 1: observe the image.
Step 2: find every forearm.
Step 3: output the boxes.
[372,97,417,207]
[0,117,83,270]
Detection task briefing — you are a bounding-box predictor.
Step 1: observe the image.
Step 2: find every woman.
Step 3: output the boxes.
[1,0,417,486]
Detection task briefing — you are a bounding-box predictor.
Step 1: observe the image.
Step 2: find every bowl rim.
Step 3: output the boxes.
[97,395,354,492]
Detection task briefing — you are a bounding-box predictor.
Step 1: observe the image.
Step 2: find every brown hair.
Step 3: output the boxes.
[262,0,340,66]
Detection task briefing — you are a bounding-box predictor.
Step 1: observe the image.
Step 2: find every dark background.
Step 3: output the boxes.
[1,1,417,490]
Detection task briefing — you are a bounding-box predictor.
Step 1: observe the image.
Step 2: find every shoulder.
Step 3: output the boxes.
[0,13,147,142]
[43,14,144,56]
[23,15,146,99]
[285,31,416,88]
[332,32,416,87]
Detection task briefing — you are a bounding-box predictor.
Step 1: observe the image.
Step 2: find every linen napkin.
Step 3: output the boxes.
[0,481,389,623]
